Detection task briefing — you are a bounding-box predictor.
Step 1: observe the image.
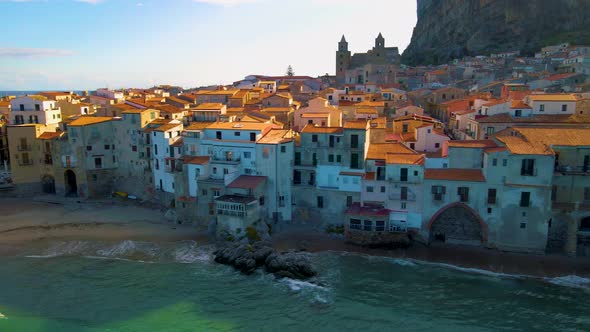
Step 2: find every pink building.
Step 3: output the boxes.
[293,97,342,132]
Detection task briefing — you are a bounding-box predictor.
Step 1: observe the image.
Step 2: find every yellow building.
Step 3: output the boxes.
[6,124,58,194]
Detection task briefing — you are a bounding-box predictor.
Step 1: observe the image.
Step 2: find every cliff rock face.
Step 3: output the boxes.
[402,0,590,65]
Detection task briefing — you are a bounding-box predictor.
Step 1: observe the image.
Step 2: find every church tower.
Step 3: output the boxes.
[375,32,385,49]
[336,35,351,84]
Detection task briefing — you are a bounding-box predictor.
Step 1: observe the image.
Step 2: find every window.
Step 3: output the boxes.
[488,207,492,214]
[281,146,286,153]
[202,189,207,196]
[435,143,440,149]
[488,189,497,204]
[328,154,334,162]
[94,157,102,169]
[317,196,324,208]
[213,167,217,174]
[350,219,361,230]
[520,192,531,207]
[312,135,318,143]
[380,186,386,193]
[432,185,446,201]
[502,159,508,167]
[308,120,314,125]
[375,220,385,232]
[363,220,372,231]
[562,104,567,112]
[515,109,522,117]
[521,159,535,176]
[539,104,545,112]
[400,168,408,182]
[486,127,495,136]
[213,189,220,197]
[366,186,374,193]
[401,202,407,209]
[223,168,229,175]
[346,196,353,207]
[263,147,269,159]
[294,152,301,165]
[410,143,415,150]
[104,144,110,150]
[336,155,342,163]
[279,195,285,207]
[234,131,241,136]
[154,144,158,155]
[244,152,251,159]
[259,196,265,206]
[520,222,527,229]
[401,186,408,200]
[350,135,359,149]
[216,131,222,139]
[402,123,409,133]
[458,187,469,202]
[584,187,590,201]
[492,158,497,166]
[86,145,92,151]
[427,129,431,134]
[35,104,40,111]
[132,145,137,152]
[250,133,256,141]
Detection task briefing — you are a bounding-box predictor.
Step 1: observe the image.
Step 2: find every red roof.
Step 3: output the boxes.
[227,175,267,190]
[424,169,486,182]
[345,202,390,217]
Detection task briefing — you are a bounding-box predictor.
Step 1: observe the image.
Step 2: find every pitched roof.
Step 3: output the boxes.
[185,122,212,130]
[386,153,425,165]
[343,120,368,129]
[366,143,415,160]
[183,156,210,165]
[153,123,182,132]
[206,121,276,131]
[68,117,113,127]
[448,140,497,148]
[195,103,224,110]
[38,131,63,140]
[301,124,343,134]
[527,94,578,102]
[257,129,293,144]
[227,175,267,190]
[424,169,486,182]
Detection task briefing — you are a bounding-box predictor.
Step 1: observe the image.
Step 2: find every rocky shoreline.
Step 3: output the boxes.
[213,241,317,280]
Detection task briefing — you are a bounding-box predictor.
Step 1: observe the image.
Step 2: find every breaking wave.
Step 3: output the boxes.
[23,240,213,264]
[547,275,590,289]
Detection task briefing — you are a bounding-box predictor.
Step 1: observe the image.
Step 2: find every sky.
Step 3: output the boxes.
[0,0,417,91]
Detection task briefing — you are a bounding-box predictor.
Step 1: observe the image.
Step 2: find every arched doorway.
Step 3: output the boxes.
[41,175,55,194]
[428,203,487,246]
[580,217,590,232]
[64,170,78,197]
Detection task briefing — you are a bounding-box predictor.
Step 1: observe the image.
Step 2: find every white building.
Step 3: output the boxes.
[9,96,62,127]
[151,121,183,193]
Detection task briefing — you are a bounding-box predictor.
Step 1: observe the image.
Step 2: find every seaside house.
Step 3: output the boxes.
[9,96,62,128]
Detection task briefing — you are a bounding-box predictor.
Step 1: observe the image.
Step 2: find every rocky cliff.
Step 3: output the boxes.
[402,0,590,65]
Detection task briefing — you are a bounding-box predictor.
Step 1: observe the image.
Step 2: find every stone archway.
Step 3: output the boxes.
[64,170,78,197]
[427,202,487,246]
[41,174,56,194]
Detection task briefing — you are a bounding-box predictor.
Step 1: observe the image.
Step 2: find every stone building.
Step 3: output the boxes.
[336,33,401,85]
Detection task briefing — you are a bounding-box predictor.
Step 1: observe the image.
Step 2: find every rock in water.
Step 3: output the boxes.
[265,251,317,280]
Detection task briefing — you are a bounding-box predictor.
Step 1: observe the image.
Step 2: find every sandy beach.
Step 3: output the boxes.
[1,197,589,278]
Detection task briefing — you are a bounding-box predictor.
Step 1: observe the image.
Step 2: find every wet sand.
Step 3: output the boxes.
[1,197,589,278]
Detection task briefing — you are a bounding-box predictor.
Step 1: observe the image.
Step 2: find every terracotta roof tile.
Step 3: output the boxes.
[227,175,267,190]
[301,124,343,134]
[424,169,486,182]
[183,156,210,165]
[68,117,113,127]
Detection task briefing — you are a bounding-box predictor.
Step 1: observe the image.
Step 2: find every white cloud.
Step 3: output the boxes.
[0,48,74,57]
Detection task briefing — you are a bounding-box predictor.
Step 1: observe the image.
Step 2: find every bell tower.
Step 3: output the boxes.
[336,35,351,84]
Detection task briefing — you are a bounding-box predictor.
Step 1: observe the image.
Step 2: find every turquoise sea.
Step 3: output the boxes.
[0,240,589,332]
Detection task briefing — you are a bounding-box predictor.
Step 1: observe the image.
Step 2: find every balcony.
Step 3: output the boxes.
[388,191,417,201]
[211,156,241,165]
[62,162,77,168]
[17,144,32,151]
[555,165,590,175]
